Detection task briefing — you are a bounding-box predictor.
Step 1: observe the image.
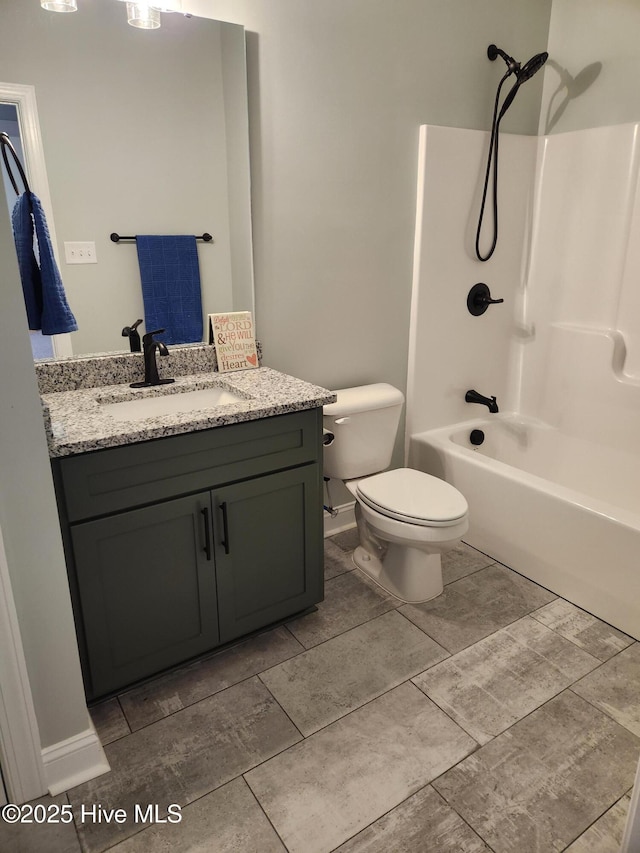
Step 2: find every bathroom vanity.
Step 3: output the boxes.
[39,348,335,700]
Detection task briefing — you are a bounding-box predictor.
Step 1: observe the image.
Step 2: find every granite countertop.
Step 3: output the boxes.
[42,366,336,457]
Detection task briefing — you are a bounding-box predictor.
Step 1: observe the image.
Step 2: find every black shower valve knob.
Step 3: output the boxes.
[467,282,504,316]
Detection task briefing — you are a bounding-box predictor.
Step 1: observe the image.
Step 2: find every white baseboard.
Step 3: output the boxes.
[43,721,110,796]
[0,524,48,804]
[323,501,356,538]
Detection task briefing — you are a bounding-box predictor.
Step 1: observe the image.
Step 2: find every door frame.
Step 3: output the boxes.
[0,520,48,804]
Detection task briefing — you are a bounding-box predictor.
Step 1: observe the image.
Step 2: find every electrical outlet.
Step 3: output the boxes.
[64,241,97,264]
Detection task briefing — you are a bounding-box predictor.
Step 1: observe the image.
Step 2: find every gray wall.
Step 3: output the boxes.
[0,0,552,759]
[191,0,551,403]
[541,0,640,135]
[0,1,237,354]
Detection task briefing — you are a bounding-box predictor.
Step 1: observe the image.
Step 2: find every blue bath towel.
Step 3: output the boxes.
[11,192,77,335]
[136,235,203,345]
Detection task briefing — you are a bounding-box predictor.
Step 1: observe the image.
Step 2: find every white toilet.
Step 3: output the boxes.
[323,383,468,603]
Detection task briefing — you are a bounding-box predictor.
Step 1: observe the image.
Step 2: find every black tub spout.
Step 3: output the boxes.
[465,389,499,413]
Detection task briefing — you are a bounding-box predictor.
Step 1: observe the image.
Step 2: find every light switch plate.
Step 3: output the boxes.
[64,241,97,264]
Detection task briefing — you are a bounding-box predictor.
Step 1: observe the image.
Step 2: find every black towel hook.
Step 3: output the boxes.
[0,132,31,196]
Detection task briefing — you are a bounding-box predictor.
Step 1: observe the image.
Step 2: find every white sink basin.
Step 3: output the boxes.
[101,387,246,422]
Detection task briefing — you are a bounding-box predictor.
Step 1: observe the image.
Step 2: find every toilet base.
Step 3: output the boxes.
[352,542,444,604]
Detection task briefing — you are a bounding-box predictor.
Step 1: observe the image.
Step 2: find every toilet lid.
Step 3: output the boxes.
[356,468,468,527]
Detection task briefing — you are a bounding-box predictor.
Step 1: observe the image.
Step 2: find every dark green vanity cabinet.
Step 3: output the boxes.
[51,409,324,700]
[69,492,220,698]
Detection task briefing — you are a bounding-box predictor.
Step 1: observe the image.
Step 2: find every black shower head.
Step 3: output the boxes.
[518,51,549,83]
[488,45,548,120]
[475,44,549,260]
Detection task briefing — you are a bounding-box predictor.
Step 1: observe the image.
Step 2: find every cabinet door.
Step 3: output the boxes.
[71,493,218,698]
[214,464,324,643]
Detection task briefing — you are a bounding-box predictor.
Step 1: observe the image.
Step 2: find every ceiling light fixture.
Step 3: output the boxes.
[40,0,174,30]
[40,0,77,11]
[126,3,161,29]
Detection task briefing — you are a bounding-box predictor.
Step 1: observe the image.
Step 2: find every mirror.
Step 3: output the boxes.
[0,1,253,356]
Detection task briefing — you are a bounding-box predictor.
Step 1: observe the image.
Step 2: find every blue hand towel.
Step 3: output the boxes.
[136,235,203,345]
[11,191,78,335]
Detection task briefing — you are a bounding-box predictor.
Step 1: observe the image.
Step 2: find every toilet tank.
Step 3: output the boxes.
[323,383,404,480]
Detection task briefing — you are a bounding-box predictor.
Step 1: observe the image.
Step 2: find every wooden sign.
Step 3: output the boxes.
[208,311,259,372]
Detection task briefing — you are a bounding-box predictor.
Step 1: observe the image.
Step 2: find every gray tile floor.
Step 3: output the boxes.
[3,532,639,852]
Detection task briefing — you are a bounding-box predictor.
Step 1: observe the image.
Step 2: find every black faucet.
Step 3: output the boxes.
[465,389,499,413]
[130,329,175,388]
[121,318,143,352]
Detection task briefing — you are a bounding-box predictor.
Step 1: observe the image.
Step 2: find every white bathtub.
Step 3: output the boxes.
[410,415,640,640]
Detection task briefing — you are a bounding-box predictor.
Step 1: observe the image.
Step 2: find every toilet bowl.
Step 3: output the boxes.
[323,384,469,603]
[347,468,468,602]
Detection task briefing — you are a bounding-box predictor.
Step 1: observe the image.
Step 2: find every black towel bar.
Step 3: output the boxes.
[110,232,214,243]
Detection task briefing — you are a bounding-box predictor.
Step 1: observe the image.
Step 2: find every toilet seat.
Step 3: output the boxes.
[356,468,468,528]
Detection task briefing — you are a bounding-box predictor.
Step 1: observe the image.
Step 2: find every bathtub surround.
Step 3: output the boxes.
[408,122,640,640]
[406,124,538,434]
[522,124,640,403]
